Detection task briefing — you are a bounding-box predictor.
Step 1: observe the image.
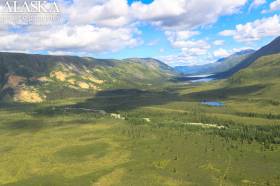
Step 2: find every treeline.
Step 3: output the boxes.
[213,124,280,146]
[124,110,280,148]
[236,112,280,120]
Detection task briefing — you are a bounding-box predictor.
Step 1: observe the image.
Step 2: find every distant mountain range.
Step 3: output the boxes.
[174,49,255,75]
[0,53,176,102]
[0,36,280,103]
[213,36,280,79]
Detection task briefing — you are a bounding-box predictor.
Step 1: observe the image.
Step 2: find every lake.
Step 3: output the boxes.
[174,74,216,83]
[191,78,214,83]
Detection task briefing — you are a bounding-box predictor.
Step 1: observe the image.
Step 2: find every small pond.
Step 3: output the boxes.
[201,101,224,107]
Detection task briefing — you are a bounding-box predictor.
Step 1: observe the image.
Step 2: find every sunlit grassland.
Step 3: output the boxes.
[0,112,130,185]
[1,83,280,185]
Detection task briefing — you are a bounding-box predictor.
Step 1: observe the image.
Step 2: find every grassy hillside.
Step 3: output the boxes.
[0,53,176,102]
[225,53,280,100]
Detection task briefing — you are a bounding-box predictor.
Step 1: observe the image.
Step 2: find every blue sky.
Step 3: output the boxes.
[94,0,280,66]
[1,0,280,66]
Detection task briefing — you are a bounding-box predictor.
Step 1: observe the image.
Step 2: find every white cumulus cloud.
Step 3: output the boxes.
[0,25,141,53]
[213,40,225,46]
[219,15,280,42]
[249,0,266,11]
[270,0,280,11]
[131,0,247,29]
[0,0,249,56]
[213,49,231,58]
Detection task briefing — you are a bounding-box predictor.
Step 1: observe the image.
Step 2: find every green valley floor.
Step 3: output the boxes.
[0,83,280,186]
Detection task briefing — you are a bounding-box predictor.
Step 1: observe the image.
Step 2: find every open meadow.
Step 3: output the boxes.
[1,82,280,186]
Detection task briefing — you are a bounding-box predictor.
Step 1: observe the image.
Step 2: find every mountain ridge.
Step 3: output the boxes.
[212,36,280,79]
[0,52,176,103]
[174,49,255,75]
